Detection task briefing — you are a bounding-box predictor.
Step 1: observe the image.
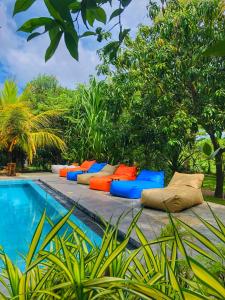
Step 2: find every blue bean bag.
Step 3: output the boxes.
[67,162,107,181]
[87,162,107,173]
[67,170,84,181]
[110,170,165,199]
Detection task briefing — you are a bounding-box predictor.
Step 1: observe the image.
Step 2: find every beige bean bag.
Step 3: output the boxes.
[141,172,204,213]
[77,164,118,185]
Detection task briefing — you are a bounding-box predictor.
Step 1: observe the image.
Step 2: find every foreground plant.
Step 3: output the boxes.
[0,205,225,299]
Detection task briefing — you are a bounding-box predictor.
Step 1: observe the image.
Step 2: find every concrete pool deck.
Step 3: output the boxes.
[1,172,225,243]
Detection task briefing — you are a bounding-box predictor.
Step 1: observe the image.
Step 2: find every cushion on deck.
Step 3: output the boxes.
[80,160,96,169]
[114,165,137,178]
[141,186,204,213]
[137,170,164,184]
[77,171,110,185]
[110,170,165,199]
[67,170,84,181]
[101,164,118,174]
[59,166,82,177]
[89,165,137,192]
[110,180,164,199]
[89,176,113,192]
[77,164,118,185]
[168,172,204,189]
[59,160,96,177]
[51,165,68,174]
[87,162,107,173]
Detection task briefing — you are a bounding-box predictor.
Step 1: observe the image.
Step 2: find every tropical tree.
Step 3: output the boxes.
[99,0,225,197]
[64,78,109,161]
[0,80,66,164]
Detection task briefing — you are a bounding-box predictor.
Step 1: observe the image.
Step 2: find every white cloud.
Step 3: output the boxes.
[0,0,148,88]
[0,2,99,88]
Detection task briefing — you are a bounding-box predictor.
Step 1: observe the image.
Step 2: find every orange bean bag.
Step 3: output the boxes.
[59,160,96,177]
[89,165,137,192]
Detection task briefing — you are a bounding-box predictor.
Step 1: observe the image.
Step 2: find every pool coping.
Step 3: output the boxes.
[37,179,141,249]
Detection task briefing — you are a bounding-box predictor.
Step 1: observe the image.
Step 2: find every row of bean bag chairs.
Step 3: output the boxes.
[141,172,204,212]
[67,162,107,181]
[56,159,204,212]
[59,160,96,177]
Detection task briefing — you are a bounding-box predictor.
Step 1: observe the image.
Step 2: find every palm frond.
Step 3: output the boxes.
[0,80,18,107]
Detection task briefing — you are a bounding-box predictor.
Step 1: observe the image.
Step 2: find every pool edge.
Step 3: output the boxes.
[38,179,141,250]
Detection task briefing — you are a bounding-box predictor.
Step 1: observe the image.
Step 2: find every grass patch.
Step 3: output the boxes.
[203,174,225,191]
[204,195,225,206]
[203,174,225,205]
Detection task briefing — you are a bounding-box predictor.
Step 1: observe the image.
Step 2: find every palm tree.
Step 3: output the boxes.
[0,80,66,164]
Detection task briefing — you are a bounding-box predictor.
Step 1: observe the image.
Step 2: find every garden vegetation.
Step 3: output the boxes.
[0,207,225,299]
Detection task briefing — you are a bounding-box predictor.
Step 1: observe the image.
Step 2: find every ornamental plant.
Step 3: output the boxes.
[0,206,225,299]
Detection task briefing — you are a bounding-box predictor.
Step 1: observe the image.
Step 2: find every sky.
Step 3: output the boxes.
[0,0,150,89]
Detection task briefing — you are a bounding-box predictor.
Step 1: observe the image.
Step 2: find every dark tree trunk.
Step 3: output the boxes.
[8,151,13,163]
[209,133,224,199]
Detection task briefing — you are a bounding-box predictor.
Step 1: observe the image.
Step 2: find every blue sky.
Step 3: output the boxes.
[0,0,150,89]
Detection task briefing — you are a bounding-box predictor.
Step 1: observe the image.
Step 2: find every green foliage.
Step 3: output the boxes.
[63,78,110,162]
[1,207,225,299]
[202,142,213,157]
[205,40,225,57]
[0,80,66,163]
[98,0,225,196]
[13,0,133,61]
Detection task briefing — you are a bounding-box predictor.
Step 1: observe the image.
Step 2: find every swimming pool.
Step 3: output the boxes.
[0,180,101,268]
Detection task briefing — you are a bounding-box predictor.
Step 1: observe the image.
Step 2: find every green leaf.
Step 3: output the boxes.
[27,32,41,41]
[204,40,225,57]
[176,218,222,258]
[45,31,63,61]
[80,31,96,38]
[121,0,132,7]
[193,212,225,244]
[189,257,225,298]
[183,239,217,262]
[39,208,73,249]
[64,31,79,60]
[92,7,107,24]
[167,260,184,299]
[39,251,74,282]
[69,2,81,12]
[44,0,64,21]
[48,0,74,23]
[97,238,130,277]
[135,226,159,272]
[90,229,115,278]
[109,8,124,21]
[18,17,54,33]
[26,211,46,266]
[182,289,210,300]
[202,142,212,156]
[67,219,94,247]
[86,9,96,27]
[13,0,36,16]
[18,274,26,300]
[119,28,130,42]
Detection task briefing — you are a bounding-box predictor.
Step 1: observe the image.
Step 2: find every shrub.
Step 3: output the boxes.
[0,206,225,299]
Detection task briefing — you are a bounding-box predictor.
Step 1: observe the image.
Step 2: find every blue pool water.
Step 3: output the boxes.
[0,180,101,268]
